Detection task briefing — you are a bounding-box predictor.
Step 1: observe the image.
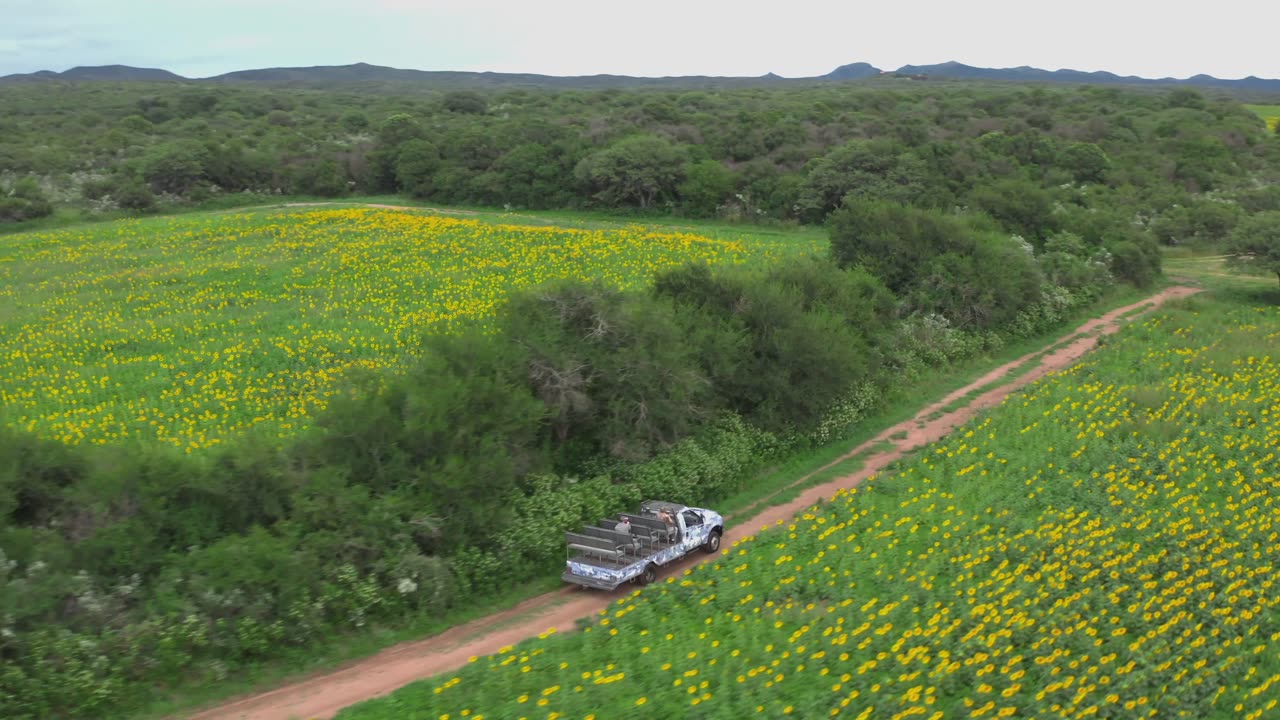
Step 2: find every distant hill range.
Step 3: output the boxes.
[3,60,1279,92]
[4,64,187,83]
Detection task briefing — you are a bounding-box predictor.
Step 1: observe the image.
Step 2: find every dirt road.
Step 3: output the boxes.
[185,285,1199,720]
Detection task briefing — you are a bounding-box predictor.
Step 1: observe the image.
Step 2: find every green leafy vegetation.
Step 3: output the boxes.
[1,78,1279,718]
[1226,211,1280,284]
[1,82,1275,229]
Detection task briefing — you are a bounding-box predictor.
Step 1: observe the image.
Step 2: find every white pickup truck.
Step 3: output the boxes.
[561,499,725,590]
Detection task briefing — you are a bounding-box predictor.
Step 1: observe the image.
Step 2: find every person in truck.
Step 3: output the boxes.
[614,515,639,552]
[656,508,677,542]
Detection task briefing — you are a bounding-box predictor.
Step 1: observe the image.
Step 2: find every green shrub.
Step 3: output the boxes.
[0,179,53,223]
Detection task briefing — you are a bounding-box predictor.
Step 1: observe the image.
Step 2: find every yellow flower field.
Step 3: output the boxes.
[337,300,1280,720]
[0,208,816,450]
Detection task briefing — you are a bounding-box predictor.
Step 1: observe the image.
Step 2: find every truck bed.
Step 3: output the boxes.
[563,540,689,591]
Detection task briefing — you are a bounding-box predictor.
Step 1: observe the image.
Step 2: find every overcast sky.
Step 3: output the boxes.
[1,0,1276,80]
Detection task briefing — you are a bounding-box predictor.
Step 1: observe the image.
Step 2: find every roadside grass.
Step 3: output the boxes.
[137,575,571,720]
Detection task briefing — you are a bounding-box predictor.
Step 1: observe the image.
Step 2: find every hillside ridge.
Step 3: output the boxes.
[3,60,1278,91]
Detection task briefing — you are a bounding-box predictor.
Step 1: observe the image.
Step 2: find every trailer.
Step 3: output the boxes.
[561,499,725,591]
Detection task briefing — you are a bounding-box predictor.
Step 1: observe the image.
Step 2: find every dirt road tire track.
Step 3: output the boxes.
[184,285,1199,720]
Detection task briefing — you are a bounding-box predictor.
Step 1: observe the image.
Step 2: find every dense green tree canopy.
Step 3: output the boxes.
[1226,210,1280,284]
[1,80,1274,229]
[574,134,688,209]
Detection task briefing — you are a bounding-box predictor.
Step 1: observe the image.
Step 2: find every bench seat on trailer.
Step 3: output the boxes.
[583,526,645,547]
[602,515,671,541]
[564,532,627,561]
[567,542,624,559]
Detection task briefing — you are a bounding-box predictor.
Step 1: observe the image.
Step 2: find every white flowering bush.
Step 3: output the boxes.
[809,381,881,445]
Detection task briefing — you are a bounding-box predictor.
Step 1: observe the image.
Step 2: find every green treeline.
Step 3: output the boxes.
[1,81,1279,718]
[1,82,1278,235]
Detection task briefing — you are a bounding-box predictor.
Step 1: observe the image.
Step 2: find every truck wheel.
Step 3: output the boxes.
[702,529,722,554]
[639,563,658,585]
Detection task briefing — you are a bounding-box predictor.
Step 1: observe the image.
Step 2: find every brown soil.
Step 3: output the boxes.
[183,285,1199,720]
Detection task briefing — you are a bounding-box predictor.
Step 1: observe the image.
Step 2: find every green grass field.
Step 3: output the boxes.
[0,206,823,451]
[336,286,1280,720]
[1246,104,1280,131]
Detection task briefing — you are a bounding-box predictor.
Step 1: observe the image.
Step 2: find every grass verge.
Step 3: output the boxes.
[137,575,568,720]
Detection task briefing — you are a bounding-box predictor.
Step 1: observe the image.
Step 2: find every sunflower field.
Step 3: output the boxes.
[338,297,1280,720]
[0,208,815,450]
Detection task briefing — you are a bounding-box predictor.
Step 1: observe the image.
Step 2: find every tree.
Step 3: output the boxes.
[795,139,927,223]
[311,332,547,553]
[1166,88,1207,110]
[574,135,687,209]
[501,280,709,463]
[142,141,209,195]
[376,113,425,147]
[491,142,579,209]
[1226,211,1280,286]
[968,177,1059,244]
[678,160,735,218]
[1036,232,1111,293]
[827,200,974,294]
[117,114,152,134]
[442,91,488,115]
[361,114,428,192]
[0,178,53,223]
[135,95,173,124]
[1059,142,1111,184]
[1150,199,1242,247]
[911,233,1044,330]
[653,259,888,433]
[1171,135,1234,192]
[340,110,370,132]
[289,157,349,197]
[1104,231,1162,288]
[1237,186,1280,214]
[394,140,442,198]
[112,177,156,211]
[265,110,295,127]
[176,91,219,118]
[203,141,273,192]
